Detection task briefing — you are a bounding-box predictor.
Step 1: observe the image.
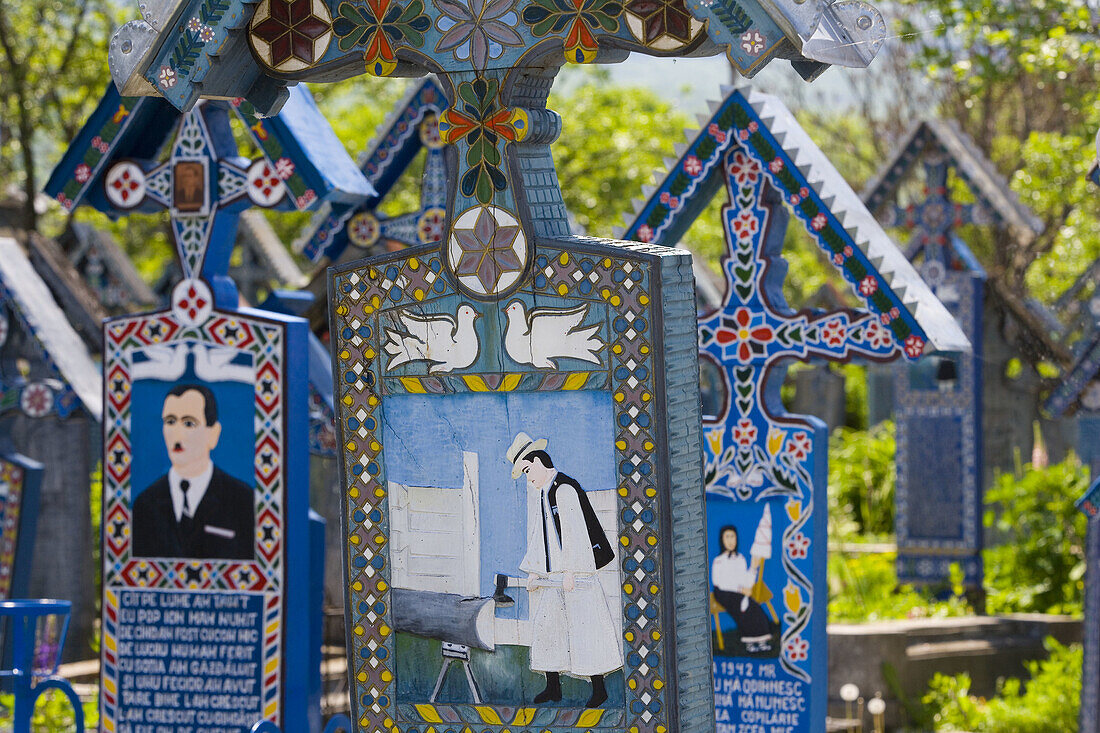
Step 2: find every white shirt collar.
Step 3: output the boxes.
[168,463,214,522]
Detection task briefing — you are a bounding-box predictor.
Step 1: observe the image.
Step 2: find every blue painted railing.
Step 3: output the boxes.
[0,599,84,732]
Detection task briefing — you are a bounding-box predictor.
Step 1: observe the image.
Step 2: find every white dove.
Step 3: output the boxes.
[502,300,603,369]
[383,304,480,374]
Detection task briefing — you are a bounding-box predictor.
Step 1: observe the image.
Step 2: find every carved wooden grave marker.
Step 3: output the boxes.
[328,214,711,732]
[46,84,372,732]
[1046,328,1100,477]
[0,236,103,653]
[300,76,449,266]
[1076,478,1100,733]
[863,120,1043,589]
[101,2,906,731]
[620,82,968,732]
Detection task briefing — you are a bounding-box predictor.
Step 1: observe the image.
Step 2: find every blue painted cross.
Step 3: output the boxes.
[45,84,374,311]
[881,153,986,269]
[45,83,371,733]
[105,0,891,308]
[863,120,1043,590]
[621,82,967,733]
[302,76,449,263]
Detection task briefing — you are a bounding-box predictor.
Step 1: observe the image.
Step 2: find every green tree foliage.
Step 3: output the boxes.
[982,455,1090,615]
[922,637,1082,732]
[828,420,896,537]
[549,69,692,237]
[895,0,1100,302]
[828,551,970,622]
[0,0,122,231]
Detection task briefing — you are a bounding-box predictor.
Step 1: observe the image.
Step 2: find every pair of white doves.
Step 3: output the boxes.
[382,300,601,373]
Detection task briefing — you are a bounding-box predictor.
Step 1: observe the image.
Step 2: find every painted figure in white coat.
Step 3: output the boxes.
[507,432,623,708]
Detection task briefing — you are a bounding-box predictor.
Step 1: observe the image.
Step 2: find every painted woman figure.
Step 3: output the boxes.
[711,525,772,652]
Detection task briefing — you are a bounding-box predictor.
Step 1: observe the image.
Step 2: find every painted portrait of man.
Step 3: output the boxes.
[132,383,254,559]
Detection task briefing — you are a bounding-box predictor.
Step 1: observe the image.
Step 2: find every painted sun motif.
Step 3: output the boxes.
[250,0,334,72]
[447,205,526,295]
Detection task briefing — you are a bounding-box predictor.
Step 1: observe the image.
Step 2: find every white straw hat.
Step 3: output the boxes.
[506,432,548,479]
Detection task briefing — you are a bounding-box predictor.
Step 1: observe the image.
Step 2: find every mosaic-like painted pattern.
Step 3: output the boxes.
[100,308,288,730]
[0,458,25,601]
[330,239,687,732]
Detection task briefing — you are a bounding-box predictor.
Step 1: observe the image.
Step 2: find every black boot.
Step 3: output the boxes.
[534,672,562,703]
[585,674,607,708]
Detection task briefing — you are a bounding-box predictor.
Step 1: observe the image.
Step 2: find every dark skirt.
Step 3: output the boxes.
[713,588,771,638]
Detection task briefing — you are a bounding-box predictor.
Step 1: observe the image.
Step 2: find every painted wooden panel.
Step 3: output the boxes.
[619,82,968,733]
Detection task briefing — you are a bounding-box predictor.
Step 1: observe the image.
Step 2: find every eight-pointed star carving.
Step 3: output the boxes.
[452,208,523,292]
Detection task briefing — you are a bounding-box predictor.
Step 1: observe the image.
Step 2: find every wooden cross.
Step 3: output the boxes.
[620,82,966,731]
[46,84,373,316]
[862,120,1045,590]
[301,76,450,263]
[106,0,889,304]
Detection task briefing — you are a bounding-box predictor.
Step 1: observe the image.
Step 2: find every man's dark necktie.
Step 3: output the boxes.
[179,479,193,534]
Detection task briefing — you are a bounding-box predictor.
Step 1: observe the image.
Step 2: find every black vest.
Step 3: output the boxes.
[542,473,614,571]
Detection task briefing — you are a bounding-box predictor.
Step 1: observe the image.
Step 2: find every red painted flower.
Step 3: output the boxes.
[708,122,727,143]
[747,121,758,133]
[789,194,800,205]
[769,158,783,173]
[786,532,809,559]
[880,312,891,325]
[733,418,758,447]
[890,307,900,319]
[864,321,890,349]
[295,189,317,209]
[904,334,925,358]
[832,252,844,265]
[799,187,809,198]
[787,431,811,461]
[659,191,680,208]
[859,275,878,296]
[74,164,91,183]
[731,211,759,241]
[738,129,749,141]
[821,318,846,347]
[715,307,774,362]
[636,224,654,243]
[811,213,827,231]
[785,635,809,661]
[20,382,53,418]
[683,155,702,176]
[729,150,760,185]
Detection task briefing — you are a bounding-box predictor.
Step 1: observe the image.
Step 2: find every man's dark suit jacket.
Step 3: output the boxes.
[132,465,255,560]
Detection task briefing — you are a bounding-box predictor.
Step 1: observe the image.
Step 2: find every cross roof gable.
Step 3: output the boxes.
[0,237,103,421]
[44,83,374,216]
[861,119,1044,248]
[619,80,970,355]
